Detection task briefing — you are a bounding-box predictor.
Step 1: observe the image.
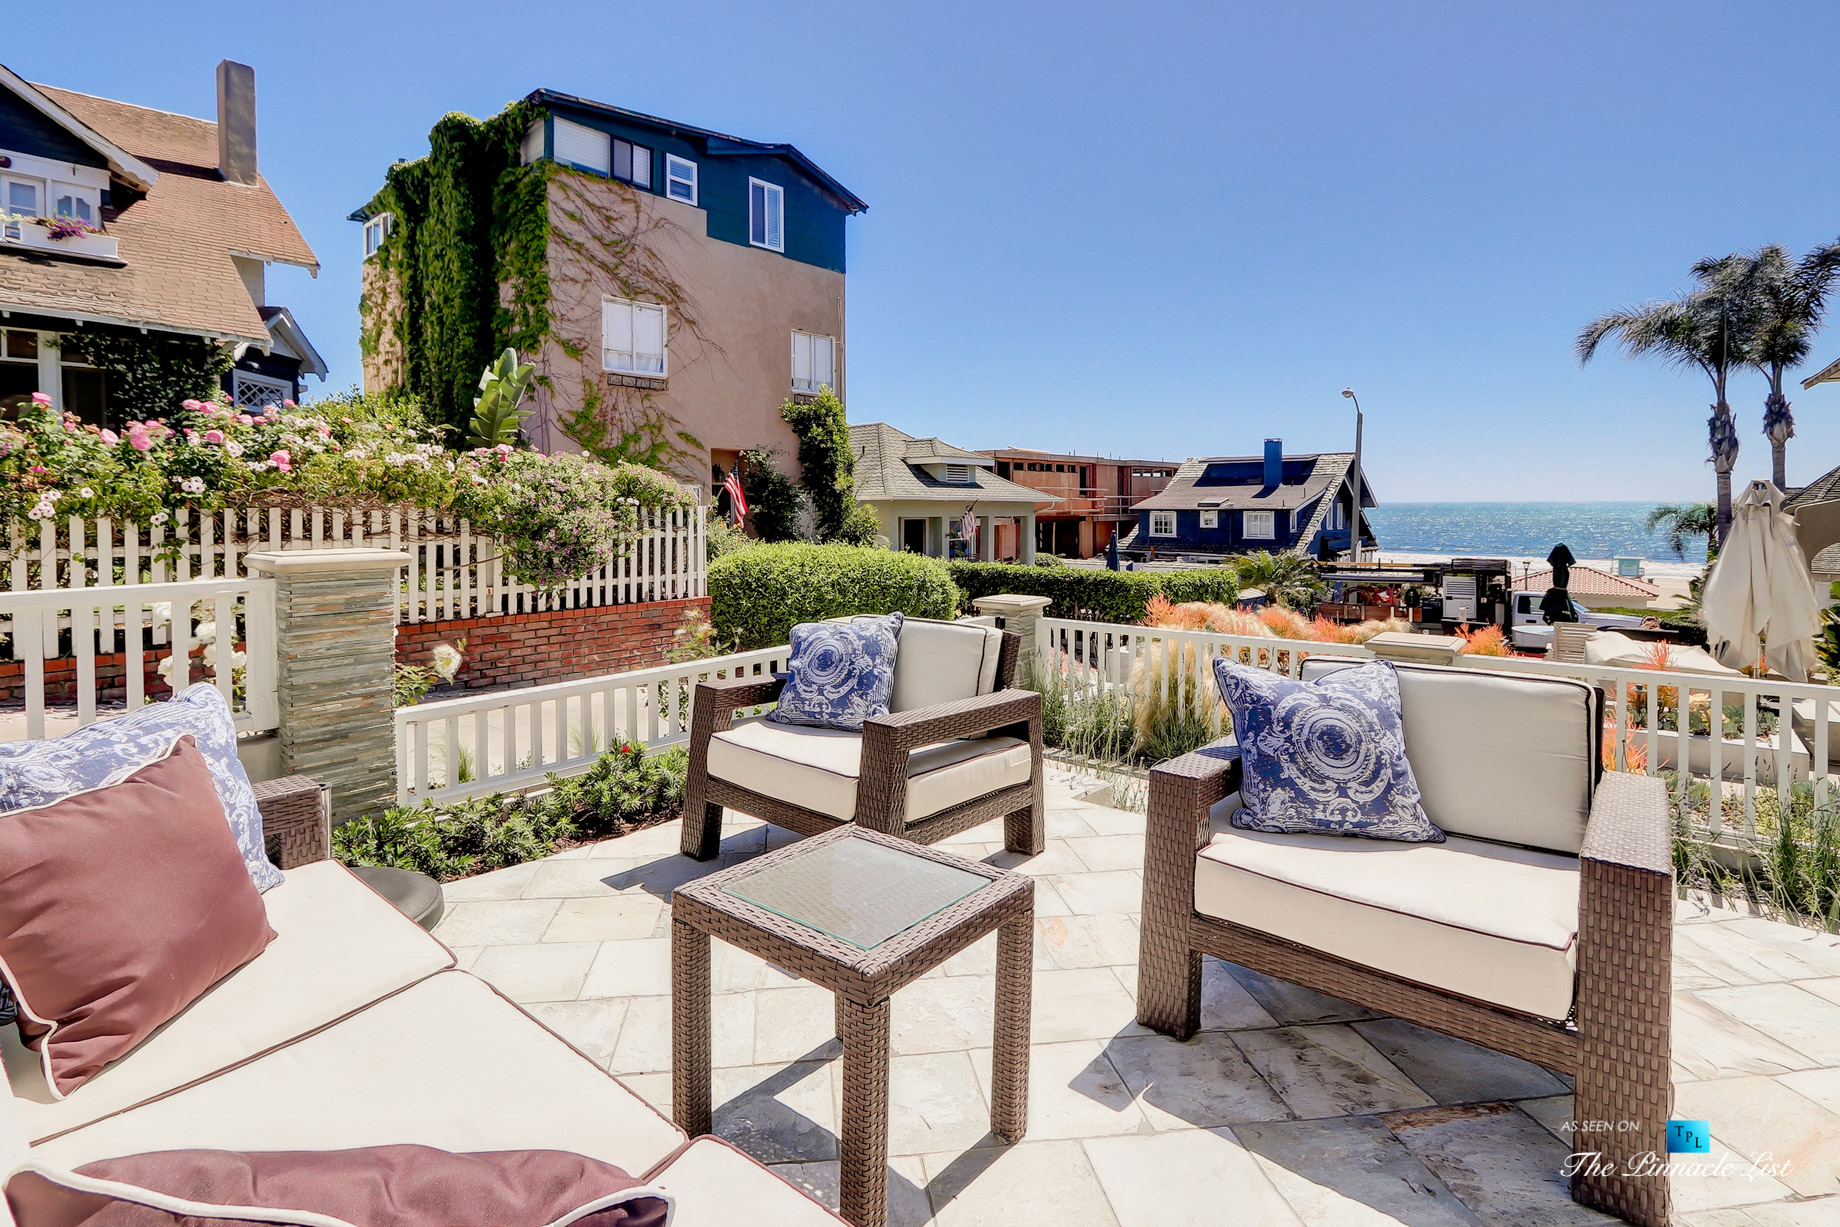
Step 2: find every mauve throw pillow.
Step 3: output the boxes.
[5,1146,670,1227]
[0,737,276,1098]
[1213,657,1445,843]
[770,612,904,731]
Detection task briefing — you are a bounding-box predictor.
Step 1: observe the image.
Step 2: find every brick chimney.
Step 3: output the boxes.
[215,60,258,185]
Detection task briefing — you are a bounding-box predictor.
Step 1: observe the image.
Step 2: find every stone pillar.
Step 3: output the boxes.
[244,548,410,822]
[979,515,993,561]
[972,593,1054,680]
[1022,513,1037,564]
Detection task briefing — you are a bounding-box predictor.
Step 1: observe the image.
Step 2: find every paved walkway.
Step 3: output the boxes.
[434,775,1840,1226]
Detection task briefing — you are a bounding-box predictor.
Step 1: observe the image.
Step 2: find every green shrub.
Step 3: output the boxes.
[740,447,805,543]
[711,543,959,649]
[947,561,1244,623]
[332,740,688,881]
[705,516,754,563]
[780,388,859,542]
[837,500,882,547]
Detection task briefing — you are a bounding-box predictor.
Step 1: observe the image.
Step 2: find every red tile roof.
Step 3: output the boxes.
[1512,564,1659,599]
[0,85,317,345]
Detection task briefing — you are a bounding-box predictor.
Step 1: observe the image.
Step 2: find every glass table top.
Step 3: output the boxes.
[722,837,989,951]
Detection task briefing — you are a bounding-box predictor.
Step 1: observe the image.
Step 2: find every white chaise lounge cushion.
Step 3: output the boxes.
[4,860,453,1142]
[1194,817,1581,1020]
[1300,658,1597,854]
[708,717,1031,822]
[28,972,686,1178]
[889,619,1004,712]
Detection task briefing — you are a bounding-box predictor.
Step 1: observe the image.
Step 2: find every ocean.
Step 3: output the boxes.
[1365,502,1708,580]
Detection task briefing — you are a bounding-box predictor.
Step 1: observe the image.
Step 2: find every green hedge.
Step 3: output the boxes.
[711,544,960,650]
[947,561,1244,623]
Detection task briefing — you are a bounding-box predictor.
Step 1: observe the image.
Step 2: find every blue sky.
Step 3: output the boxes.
[25,1,1840,501]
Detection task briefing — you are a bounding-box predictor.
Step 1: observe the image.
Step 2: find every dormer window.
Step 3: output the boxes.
[3,176,40,219]
[53,186,97,224]
[363,213,392,258]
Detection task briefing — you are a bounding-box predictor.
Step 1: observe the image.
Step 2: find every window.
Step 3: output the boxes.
[1244,510,1275,540]
[0,329,39,413]
[665,154,697,204]
[613,138,652,188]
[232,369,292,412]
[602,297,667,376]
[791,331,834,393]
[3,176,41,218]
[749,178,784,251]
[363,213,392,259]
[1150,511,1176,537]
[520,120,544,166]
[554,117,611,174]
[1198,509,1219,529]
[52,184,96,223]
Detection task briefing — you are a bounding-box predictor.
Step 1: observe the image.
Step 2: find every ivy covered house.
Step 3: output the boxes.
[0,60,327,423]
[353,90,866,491]
[1121,440,1378,561]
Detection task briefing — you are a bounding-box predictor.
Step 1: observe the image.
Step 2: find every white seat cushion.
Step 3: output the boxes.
[29,971,686,1176]
[889,620,1004,712]
[5,860,454,1142]
[1300,658,1597,853]
[708,717,1031,823]
[1195,809,1581,1020]
[650,1138,847,1226]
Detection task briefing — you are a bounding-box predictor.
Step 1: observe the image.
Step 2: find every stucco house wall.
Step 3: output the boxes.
[529,170,844,486]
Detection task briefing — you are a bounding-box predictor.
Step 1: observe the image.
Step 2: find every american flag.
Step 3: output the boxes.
[722,469,748,524]
[960,505,977,542]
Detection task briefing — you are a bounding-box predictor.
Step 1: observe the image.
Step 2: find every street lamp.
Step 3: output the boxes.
[1342,388,1363,565]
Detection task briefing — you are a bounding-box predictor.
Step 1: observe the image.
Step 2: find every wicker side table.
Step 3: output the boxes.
[671,825,1034,1227]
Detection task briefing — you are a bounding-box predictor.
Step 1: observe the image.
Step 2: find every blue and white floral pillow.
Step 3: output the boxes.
[770,613,905,732]
[0,683,285,890]
[1212,657,1443,843]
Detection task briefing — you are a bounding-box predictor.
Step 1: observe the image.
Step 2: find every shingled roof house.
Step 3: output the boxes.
[0,60,324,424]
[1122,438,1377,561]
[849,422,1046,561]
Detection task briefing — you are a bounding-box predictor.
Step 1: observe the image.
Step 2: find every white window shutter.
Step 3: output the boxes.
[634,303,666,373]
[792,333,812,390]
[554,118,611,174]
[813,335,833,388]
[631,145,652,188]
[603,300,631,368]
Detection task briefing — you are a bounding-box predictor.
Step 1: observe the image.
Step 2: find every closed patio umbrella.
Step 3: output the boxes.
[1105,535,1120,571]
[1700,480,1820,680]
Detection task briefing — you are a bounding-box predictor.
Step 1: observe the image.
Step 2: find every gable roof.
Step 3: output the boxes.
[0,81,317,346]
[1785,460,1840,510]
[1802,355,1840,391]
[850,422,1045,505]
[1512,564,1660,600]
[527,89,867,214]
[0,65,158,190]
[1133,453,1367,513]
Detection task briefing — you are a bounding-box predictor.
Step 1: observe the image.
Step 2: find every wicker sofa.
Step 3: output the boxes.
[680,617,1045,861]
[0,776,846,1227]
[1136,659,1674,1227]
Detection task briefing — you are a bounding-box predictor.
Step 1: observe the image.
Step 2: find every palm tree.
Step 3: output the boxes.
[1644,501,1717,560]
[1233,551,1325,609]
[1714,241,1840,490]
[1578,262,1753,544]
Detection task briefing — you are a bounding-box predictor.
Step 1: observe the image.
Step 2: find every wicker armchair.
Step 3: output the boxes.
[1136,660,1673,1227]
[680,617,1045,862]
[253,774,333,868]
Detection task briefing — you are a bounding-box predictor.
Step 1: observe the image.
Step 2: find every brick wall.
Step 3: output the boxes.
[0,654,179,705]
[395,597,710,692]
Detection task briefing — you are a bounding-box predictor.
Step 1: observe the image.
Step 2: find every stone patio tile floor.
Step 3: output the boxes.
[436,771,1840,1225]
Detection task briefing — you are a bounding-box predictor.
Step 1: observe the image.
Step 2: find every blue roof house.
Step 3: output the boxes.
[1123,439,1376,561]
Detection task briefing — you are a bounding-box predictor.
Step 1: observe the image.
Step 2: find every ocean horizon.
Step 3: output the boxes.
[1366,501,1709,568]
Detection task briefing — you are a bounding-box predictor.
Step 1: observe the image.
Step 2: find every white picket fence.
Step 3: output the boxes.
[395,645,789,805]
[1,501,705,645]
[0,577,279,739]
[1037,615,1840,845]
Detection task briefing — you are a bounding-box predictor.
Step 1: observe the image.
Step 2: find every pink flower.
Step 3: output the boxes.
[238,414,254,425]
[99,429,119,445]
[30,392,51,406]
[282,399,296,408]
[204,429,225,444]
[28,465,46,474]
[200,402,218,416]
[181,399,202,411]
[128,427,154,452]
[269,449,291,473]
[263,406,279,418]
